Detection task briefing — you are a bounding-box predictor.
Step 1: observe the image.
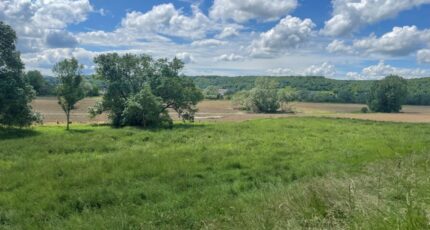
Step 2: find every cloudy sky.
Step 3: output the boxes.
[2,0,430,79]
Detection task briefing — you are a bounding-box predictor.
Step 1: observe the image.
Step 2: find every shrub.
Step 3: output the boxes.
[367,75,408,113]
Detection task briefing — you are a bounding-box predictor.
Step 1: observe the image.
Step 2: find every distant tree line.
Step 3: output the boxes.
[232,75,409,113]
[190,76,430,105]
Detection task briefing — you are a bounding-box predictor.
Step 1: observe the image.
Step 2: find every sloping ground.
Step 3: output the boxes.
[0,118,429,229]
[32,98,430,124]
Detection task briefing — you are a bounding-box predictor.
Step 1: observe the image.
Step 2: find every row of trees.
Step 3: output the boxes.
[232,75,408,113]
[191,76,430,105]
[0,21,203,129]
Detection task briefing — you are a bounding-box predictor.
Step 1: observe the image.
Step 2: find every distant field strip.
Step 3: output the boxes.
[33,98,430,123]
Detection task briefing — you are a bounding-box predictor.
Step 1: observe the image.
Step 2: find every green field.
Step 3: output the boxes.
[1,118,429,229]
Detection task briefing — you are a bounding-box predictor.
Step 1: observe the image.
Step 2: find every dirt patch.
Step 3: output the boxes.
[32,98,430,124]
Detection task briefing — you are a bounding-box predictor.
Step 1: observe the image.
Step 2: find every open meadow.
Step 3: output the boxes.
[1,118,429,229]
[32,97,430,124]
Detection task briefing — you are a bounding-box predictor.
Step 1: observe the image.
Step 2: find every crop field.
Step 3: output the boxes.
[32,97,430,124]
[0,117,429,229]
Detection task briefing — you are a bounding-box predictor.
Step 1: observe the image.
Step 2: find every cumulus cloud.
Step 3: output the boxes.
[250,16,315,58]
[209,0,297,23]
[46,31,78,48]
[267,62,337,77]
[323,0,430,36]
[326,40,355,54]
[120,4,214,40]
[267,68,296,76]
[347,60,430,79]
[304,62,336,77]
[0,0,93,52]
[191,39,226,47]
[21,48,95,74]
[216,26,240,39]
[215,53,244,62]
[417,49,430,64]
[353,26,430,56]
[176,52,195,64]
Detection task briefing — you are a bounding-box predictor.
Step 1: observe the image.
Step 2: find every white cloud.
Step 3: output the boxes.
[215,53,244,62]
[326,40,355,54]
[0,0,93,52]
[120,4,214,40]
[304,62,336,77]
[267,68,296,76]
[417,49,430,64]
[216,26,240,39]
[267,62,337,77]
[352,26,430,56]
[210,0,297,23]
[323,0,430,36]
[191,39,226,47]
[250,16,315,58]
[21,47,95,74]
[176,52,195,64]
[347,60,430,79]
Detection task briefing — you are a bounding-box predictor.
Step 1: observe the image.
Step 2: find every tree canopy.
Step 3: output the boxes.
[91,53,203,127]
[53,58,85,130]
[0,21,39,127]
[367,75,408,113]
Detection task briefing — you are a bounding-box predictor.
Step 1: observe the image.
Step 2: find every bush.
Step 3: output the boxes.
[232,78,280,113]
[122,86,172,128]
[361,107,369,113]
[367,75,408,113]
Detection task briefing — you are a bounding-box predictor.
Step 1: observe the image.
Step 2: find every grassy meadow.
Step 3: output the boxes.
[0,117,429,229]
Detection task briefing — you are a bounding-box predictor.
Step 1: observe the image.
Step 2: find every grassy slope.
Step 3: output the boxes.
[0,118,429,229]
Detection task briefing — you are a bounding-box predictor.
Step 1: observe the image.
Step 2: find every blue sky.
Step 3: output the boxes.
[2,0,430,79]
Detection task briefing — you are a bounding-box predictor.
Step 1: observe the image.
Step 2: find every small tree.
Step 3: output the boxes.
[0,21,39,127]
[367,75,408,113]
[53,58,85,130]
[231,78,280,113]
[249,78,280,113]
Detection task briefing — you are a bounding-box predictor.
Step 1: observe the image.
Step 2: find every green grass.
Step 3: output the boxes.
[0,117,429,229]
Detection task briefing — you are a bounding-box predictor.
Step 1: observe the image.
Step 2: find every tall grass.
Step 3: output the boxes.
[0,118,429,229]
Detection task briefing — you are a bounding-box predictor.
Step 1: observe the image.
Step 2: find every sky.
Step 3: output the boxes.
[1,0,430,79]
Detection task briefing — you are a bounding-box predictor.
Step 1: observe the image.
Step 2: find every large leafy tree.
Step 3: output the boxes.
[0,21,38,127]
[91,53,203,127]
[53,58,85,130]
[233,78,280,113]
[368,75,408,113]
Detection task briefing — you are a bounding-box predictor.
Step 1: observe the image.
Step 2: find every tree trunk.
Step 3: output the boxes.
[66,110,70,130]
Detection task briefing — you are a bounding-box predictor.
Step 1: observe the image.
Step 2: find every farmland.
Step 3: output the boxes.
[32,97,430,124]
[1,118,430,229]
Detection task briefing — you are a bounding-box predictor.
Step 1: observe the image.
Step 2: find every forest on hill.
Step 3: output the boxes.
[190,76,430,105]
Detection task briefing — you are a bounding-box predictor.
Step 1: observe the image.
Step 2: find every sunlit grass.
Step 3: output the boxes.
[0,117,429,229]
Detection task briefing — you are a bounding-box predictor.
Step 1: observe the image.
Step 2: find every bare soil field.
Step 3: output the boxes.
[32,97,430,124]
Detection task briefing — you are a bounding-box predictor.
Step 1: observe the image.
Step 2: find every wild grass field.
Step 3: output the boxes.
[1,117,429,229]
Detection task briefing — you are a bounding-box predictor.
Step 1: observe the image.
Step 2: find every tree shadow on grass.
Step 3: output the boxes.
[66,129,94,134]
[0,127,40,140]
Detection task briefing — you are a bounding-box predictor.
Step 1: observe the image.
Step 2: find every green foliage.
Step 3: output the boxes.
[0,118,429,229]
[203,86,221,99]
[122,85,171,127]
[232,78,280,113]
[191,76,430,105]
[0,21,39,127]
[368,75,408,113]
[92,53,203,127]
[53,58,85,130]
